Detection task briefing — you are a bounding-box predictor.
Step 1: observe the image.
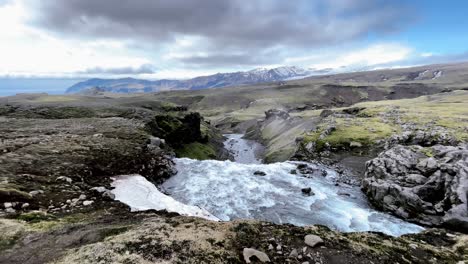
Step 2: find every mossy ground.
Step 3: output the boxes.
[175,142,217,160]
[303,91,468,153]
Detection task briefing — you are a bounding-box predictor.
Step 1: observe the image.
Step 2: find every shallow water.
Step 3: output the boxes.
[161,134,424,237]
[223,134,263,164]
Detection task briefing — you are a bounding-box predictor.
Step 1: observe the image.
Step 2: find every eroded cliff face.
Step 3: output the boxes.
[0,102,225,215]
[363,144,468,232]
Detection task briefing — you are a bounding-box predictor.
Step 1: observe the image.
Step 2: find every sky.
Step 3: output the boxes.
[0,0,468,81]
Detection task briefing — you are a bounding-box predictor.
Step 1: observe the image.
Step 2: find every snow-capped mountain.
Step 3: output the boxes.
[66,66,313,94]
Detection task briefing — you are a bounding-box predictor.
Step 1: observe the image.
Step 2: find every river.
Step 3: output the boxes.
[113,134,424,237]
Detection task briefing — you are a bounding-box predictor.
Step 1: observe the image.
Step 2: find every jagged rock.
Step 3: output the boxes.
[102,191,115,200]
[320,109,334,118]
[289,249,298,258]
[304,234,323,247]
[265,109,290,120]
[56,176,72,183]
[363,144,468,231]
[243,248,270,263]
[254,171,267,176]
[342,107,366,115]
[149,136,164,147]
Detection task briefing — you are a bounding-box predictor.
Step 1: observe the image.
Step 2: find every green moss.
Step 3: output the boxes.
[0,235,21,252]
[304,118,395,152]
[175,142,217,160]
[16,212,54,223]
[420,148,434,157]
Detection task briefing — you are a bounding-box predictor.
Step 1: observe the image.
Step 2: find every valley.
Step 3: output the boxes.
[0,63,467,263]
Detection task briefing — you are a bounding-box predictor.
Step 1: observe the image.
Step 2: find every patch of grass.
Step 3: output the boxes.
[175,142,217,160]
[304,118,395,152]
[16,212,54,223]
[420,148,434,157]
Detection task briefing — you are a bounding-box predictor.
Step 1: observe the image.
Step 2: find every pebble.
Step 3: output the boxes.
[82,200,94,206]
[21,203,29,209]
[78,194,87,200]
[29,190,44,196]
[91,187,107,193]
[56,176,72,183]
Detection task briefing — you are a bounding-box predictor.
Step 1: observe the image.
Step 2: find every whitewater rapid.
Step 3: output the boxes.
[114,134,424,237]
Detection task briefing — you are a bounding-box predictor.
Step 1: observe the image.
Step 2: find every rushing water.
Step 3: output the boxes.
[161,134,424,236]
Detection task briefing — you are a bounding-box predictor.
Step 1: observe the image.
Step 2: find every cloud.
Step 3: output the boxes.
[78,64,156,75]
[29,0,415,67]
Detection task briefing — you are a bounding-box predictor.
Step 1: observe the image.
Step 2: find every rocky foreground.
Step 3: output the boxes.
[0,95,467,263]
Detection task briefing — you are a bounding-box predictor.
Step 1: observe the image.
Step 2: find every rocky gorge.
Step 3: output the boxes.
[0,89,467,263]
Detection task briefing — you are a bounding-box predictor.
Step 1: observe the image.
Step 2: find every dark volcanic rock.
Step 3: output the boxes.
[363,144,468,231]
[253,171,267,176]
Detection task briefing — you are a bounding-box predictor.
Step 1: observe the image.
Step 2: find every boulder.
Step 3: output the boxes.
[243,248,270,263]
[301,187,314,196]
[363,144,468,231]
[304,234,323,247]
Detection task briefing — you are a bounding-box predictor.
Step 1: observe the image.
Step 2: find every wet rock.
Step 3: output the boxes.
[304,234,323,247]
[243,248,270,263]
[363,144,468,231]
[102,191,115,200]
[254,171,267,176]
[290,169,297,175]
[297,164,316,174]
[301,188,314,196]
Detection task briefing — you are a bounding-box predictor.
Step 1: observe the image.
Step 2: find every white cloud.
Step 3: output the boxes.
[285,43,412,71]
[421,52,434,57]
[0,1,151,77]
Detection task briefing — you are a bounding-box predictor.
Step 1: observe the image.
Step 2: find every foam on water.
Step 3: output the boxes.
[163,158,423,236]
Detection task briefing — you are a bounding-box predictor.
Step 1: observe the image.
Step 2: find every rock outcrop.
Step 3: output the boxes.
[363,144,468,231]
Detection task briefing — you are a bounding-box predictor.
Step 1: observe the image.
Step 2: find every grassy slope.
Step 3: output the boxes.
[303,91,468,151]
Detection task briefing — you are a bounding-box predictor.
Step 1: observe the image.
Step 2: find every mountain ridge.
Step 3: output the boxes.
[66,66,314,94]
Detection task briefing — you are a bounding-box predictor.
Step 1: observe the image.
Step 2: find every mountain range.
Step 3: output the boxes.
[66,66,313,94]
